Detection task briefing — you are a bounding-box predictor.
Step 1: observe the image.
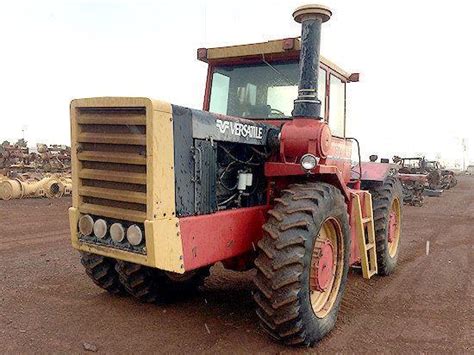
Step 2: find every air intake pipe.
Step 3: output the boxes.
[292,4,332,119]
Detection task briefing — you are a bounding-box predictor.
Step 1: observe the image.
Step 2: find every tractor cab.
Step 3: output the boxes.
[197,38,359,137]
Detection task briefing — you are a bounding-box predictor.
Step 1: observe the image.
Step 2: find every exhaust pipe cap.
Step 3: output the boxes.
[293,4,332,23]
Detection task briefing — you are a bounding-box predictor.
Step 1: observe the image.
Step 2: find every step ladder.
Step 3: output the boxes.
[352,192,378,279]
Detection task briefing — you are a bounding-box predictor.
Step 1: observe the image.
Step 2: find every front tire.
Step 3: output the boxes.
[80,252,124,295]
[115,261,209,303]
[253,183,350,346]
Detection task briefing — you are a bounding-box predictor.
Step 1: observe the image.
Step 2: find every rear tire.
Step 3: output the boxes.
[370,176,403,276]
[80,252,124,295]
[253,182,350,346]
[115,261,209,303]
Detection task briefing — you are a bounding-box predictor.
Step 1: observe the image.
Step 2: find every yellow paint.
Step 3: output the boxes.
[204,38,352,80]
[351,192,378,279]
[69,97,184,273]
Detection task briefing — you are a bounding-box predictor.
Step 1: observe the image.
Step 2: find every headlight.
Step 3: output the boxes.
[300,153,318,171]
[127,225,143,246]
[110,223,125,243]
[93,219,107,239]
[78,215,94,236]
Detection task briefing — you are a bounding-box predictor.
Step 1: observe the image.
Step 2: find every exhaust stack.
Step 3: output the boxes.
[292,4,332,119]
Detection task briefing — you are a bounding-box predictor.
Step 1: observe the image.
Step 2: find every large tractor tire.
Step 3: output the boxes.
[370,176,403,276]
[115,260,209,303]
[80,252,124,295]
[253,182,350,346]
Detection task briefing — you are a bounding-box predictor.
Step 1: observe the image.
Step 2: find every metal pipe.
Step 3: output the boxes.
[0,176,69,200]
[292,4,332,119]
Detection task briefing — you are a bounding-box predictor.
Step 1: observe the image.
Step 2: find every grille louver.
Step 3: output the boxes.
[76,107,147,223]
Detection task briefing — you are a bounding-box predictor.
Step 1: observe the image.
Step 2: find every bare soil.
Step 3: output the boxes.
[1,176,472,353]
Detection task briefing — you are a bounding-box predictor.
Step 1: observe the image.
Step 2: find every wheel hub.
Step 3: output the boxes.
[311,240,334,292]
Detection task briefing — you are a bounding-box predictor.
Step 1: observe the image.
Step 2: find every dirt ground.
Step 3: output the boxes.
[0,176,472,353]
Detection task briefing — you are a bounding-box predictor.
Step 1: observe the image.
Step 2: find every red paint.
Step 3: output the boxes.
[321,137,353,183]
[265,162,308,176]
[197,48,208,61]
[313,240,334,291]
[254,119,288,127]
[398,173,428,183]
[202,64,213,111]
[355,162,394,182]
[264,163,350,201]
[282,38,296,50]
[179,206,268,271]
[279,119,331,162]
[192,43,390,274]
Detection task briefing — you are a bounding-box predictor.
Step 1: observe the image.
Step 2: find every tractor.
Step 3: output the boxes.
[69,4,402,346]
[394,156,457,190]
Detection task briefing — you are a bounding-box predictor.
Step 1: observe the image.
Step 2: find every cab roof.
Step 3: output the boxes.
[198,37,358,82]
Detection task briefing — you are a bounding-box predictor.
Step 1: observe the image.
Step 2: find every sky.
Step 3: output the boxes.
[0,0,473,168]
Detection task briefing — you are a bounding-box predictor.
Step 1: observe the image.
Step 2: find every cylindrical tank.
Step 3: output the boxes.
[42,177,65,198]
[60,177,73,196]
[0,176,70,200]
[0,179,24,200]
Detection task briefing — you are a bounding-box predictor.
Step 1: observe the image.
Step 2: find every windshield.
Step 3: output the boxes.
[209,61,326,119]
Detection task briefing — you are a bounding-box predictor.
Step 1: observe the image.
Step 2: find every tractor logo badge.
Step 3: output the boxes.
[216,119,263,139]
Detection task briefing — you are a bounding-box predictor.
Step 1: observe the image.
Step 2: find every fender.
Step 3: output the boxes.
[355,162,398,184]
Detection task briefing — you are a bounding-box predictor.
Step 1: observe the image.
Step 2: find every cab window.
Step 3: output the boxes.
[328,74,346,136]
[209,72,230,114]
[318,68,326,119]
[208,62,327,119]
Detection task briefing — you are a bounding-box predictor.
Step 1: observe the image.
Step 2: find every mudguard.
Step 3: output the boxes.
[353,162,398,183]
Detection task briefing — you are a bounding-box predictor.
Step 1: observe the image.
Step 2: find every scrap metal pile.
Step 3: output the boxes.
[393,156,458,206]
[397,173,428,206]
[0,140,71,201]
[0,139,71,172]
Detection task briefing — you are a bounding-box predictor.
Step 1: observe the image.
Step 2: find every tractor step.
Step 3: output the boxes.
[352,191,378,279]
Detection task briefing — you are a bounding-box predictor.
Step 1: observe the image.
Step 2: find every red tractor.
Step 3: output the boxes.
[69,4,402,346]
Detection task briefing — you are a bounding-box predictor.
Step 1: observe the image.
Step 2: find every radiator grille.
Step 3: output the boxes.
[76,107,147,223]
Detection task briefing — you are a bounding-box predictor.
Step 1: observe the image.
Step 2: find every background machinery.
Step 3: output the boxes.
[393,156,457,202]
[69,4,402,346]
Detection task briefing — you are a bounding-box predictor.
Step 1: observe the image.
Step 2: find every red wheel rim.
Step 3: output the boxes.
[309,217,344,318]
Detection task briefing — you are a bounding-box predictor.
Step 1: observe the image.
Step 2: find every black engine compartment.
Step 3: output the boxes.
[171,105,275,217]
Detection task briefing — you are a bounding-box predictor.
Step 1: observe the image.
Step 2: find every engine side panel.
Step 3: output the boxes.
[171,105,273,218]
[323,137,353,184]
